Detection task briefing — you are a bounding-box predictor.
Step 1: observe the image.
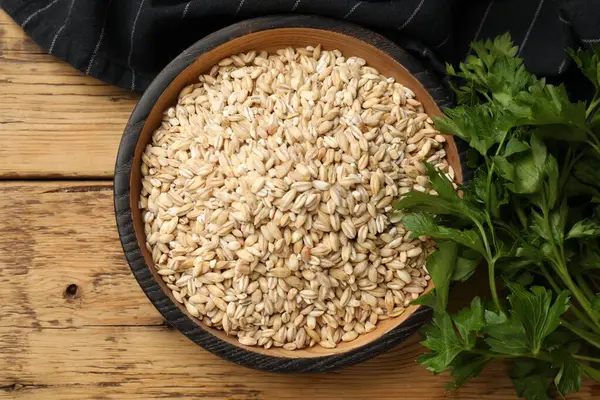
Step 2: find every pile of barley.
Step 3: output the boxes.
[140,45,454,350]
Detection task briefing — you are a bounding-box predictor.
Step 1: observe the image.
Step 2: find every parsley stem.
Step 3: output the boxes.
[478,131,511,311]
[539,263,597,331]
[572,308,598,332]
[473,219,502,312]
[471,349,552,362]
[560,319,600,349]
[558,148,584,196]
[487,259,502,313]
[539,263,560,292]
[553,260,600,330]
[585,129,600,158]
[470,349,518,359]
[580,364,600,380]
[559,147,572,196]
[586,91,600,119]
[541,200,600,329]
[485,214,497,249]
[573,354,600,363]
[586,139,600,159]
[555,265,599,329]
[576,272,597,301]
[485,130,510,223]
[493,220,520,239]
[588,128,600,145]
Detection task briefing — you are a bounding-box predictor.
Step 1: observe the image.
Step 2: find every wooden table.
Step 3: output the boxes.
[0,10,597,399]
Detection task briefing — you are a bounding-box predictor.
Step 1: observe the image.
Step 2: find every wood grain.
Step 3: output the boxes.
[0,326,530,400]
[0,181,597,399]
[0,11,138,178]
[0,182,162,328]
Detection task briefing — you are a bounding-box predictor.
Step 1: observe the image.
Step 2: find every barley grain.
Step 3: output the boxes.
[140,46,451,351]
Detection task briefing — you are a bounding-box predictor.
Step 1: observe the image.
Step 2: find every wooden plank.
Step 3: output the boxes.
[0,181,162,328]
[0,11,137,178]
[0,183,596,399]
[0,325,569,400]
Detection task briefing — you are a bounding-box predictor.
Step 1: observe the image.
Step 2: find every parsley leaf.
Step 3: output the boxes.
[466,168,509,218]
[435,103,515,155]
[494,151,544,194]
[453,298,485,347]
[395,164,485,224]
[453,249,483,281]
[419,300,487,374]
[412,247,482,311]
[534,124,589,142]
[549,200,568,244]
[578,244,600,270]
[510,359,554,400]
[447,353,491,390]
[552,350,582,396]
[516,83,588,131]
[484,310,529,355]
[418,312,465,373]
[566,219,600,239]
[543,155,559,209]
[402,214,486,255]
[447,33,534,104]
[506,284,570,355]
[568,46,600,89]
[394,191,484,224]
[504,138,530,157]
[411,290,437,308]
[574,155,600,188]
[422,241,459,311]
[423,163,457,199]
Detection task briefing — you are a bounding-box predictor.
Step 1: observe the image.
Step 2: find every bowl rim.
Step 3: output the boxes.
[114,14,458,372]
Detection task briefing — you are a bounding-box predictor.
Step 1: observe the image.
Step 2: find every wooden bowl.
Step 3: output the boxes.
[114,15,462,372]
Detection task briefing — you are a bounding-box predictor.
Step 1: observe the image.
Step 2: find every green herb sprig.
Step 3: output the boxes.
[393,34,600,399]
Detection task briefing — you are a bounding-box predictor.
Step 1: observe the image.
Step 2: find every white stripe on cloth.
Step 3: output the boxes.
[518,0,545,56]
[236,0,246,15]
[344,2,363,19]
[292,0,301,11]
[473,0,494,43]
[398,0,425,31]
[49,0,76,54]
[48,26,66,54]
[181,2,192,19]
[128,0,146,91]
[86,0,113,75]
[559,15,570,25]
[22,0,61,28]
[582,38,600,43]
[434,35,450,49]
[558,59,566,74]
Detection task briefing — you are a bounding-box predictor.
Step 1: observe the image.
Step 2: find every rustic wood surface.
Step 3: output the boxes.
[0,9,597,400]
[0,12,138,178]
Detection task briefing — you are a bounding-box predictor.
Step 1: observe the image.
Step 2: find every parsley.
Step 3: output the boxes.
[393,35,600,399]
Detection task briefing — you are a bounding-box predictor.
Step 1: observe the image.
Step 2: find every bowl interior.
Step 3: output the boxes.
[129,28,463,358]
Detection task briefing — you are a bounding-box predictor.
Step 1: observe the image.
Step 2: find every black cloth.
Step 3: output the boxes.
[1,0,599,93]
